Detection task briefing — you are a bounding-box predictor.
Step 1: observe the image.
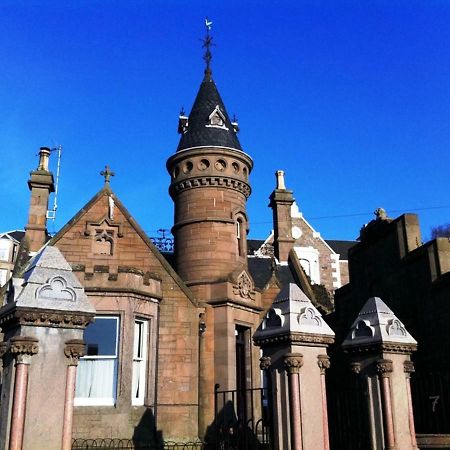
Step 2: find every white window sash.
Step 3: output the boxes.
[132,319,148,405]
[75,316,119,406]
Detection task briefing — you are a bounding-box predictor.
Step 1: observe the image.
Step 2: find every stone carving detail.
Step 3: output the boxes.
[317,355,331,374]
[0,309,93,329]
[376,359,393,377]
[298,307,322,327]
[0,342,8,360]
[350,361,362,374]
[10,336,39,364]
[404,360,415,375]
[375,207,388,220]
[84,217,124,238]
[64,339,86,366]
[260,356,272,371]
[352,320,374,339]
[387,319,407,337]
[171,177,251,198]
[233,271,255,300]
[36,275,76,302]
[284,353,303,374]
[93,230,114,256]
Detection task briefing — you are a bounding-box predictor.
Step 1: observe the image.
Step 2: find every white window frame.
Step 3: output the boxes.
[0,268,8,287]
[132,319,149,405]
[0,240,11,262]
[75,316,119,406]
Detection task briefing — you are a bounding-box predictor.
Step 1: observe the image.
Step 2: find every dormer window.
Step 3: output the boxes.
[206,105,229,130]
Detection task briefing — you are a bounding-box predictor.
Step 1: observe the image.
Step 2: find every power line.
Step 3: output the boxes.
[250,204,450,225]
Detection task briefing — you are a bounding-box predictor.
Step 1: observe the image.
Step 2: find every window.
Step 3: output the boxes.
[0,240,11,262]
[0,269,8,287]
[132,319,148,405]
[236,218,245,257]
[75,316,119,406]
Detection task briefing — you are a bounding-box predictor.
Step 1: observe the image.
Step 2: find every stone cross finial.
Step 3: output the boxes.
[276,170,286,190]
[100,165,115,184]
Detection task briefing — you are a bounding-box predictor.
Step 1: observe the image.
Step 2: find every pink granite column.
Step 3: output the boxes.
[404,360,418,449]
[318,355,331,450]
[284,353,303,450]
[9,336,39,450]
[376,359,396,450]
[62,340,85,450]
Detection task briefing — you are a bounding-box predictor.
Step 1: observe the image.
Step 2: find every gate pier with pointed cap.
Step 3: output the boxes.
[253,283,334,450]
[0,246,95,450]
[342,297,418,450]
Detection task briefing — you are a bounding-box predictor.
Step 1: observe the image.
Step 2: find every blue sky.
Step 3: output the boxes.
[1,1,449,242]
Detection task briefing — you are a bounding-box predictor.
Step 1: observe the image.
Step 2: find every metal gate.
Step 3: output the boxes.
[411,371,450,434]
[327,370,371,450]
[210,384,273,450]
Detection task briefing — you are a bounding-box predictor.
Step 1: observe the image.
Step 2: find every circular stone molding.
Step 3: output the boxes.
[292,226,302,239]
[183,161,193,173]
[214,159,227,171]
[198,159,210,170]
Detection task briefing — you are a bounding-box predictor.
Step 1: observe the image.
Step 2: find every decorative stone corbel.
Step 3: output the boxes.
[64,339,86,366]
[376,359,393,377]
[284,353,303,374]
[10,336,39,365]
[259,356,272,371]
[403,360,415,377]
[317,354,331,374]
[350,361,362,374]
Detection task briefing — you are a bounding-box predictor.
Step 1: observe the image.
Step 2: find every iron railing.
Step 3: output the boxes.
[72,439,204,450]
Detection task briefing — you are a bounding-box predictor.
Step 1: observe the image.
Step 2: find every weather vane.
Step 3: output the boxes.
[202,17,214,78]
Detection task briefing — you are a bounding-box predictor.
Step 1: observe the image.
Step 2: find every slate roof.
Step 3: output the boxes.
[247,239,265,255]
[247,257,295,290]
[325,240,357,259]
[0,230,25,243]
[177,76,242,152]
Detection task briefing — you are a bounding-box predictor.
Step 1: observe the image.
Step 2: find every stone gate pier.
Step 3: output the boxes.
[343,297,418,450]
[253,283,334,450]
[0,246,95,450]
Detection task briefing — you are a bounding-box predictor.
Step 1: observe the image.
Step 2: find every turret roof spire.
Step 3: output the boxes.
[176,19,242,152]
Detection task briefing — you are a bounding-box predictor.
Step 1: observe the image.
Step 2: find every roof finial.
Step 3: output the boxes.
[100,165,115,185]
[202,17,214,80]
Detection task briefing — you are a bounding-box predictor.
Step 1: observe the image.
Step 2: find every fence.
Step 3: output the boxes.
[72,439,204,450]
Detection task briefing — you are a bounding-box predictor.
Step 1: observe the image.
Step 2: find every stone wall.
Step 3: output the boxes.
[52,189,200,441]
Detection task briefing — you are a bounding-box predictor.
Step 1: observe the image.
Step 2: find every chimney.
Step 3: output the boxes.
[24,147,55,253]
[269,170,295,263]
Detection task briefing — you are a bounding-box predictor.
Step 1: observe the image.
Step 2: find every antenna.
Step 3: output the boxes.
[46,145,62,221]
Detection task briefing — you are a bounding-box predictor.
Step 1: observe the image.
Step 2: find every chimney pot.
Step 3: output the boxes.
[38,147,51,171]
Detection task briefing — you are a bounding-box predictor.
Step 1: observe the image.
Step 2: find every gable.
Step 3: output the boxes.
[49,187,197,306]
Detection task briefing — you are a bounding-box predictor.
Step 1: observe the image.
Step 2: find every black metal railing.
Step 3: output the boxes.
[210,384,273,450]
[72,439,204,450]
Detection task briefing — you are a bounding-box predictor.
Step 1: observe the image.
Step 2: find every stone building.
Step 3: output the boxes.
[1,27,446,450]
[0,231,25,287]
[0,33,333,448]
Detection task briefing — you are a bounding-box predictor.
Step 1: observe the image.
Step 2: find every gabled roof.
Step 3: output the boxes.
[48,185,198,307]
[325,240,357,260]
[0,230,25,243]
[177,76,242,152]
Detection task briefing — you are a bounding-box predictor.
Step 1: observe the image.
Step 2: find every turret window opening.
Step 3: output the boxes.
[236,217,246,257]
